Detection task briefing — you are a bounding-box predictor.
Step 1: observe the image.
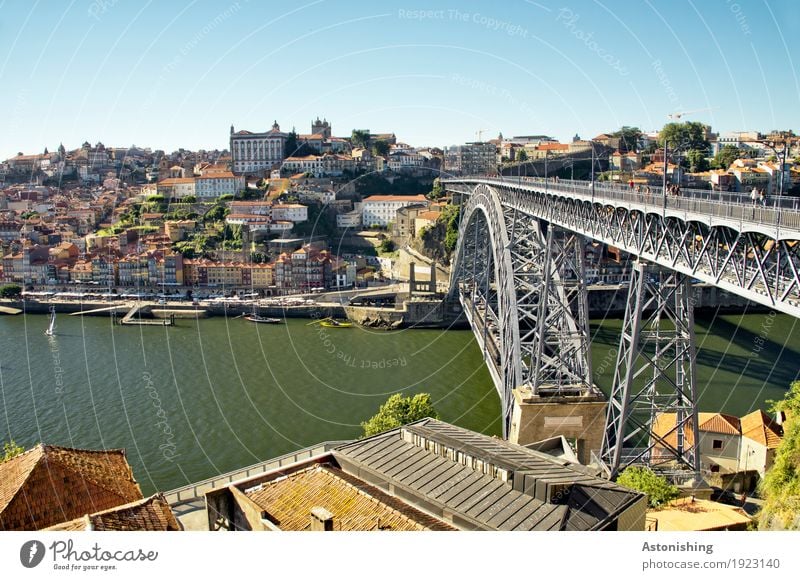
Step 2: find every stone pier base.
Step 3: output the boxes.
[509,386,607,465]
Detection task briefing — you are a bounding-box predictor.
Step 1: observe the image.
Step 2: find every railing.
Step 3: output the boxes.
[444,176,800,233]
[163,440,350,505]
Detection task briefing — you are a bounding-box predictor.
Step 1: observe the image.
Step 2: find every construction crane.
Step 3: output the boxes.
[668,107,717,120]
[475,129,487,142]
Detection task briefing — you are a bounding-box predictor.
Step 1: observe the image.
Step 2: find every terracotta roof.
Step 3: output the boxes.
[46,494,181,531]
[0,444,142,530]
[652,412,741,450]
[647,497,751,531]
[244,464,453,531]
[363,195,427,203]
[740,410,783,448]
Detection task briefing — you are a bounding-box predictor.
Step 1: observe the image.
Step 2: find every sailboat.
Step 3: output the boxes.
[44,307,56,336]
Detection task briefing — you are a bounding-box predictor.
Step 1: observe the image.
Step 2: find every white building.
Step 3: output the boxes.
[387,150,423,171]
[157,177,196,200]
[271,203,307,222]
[337,210,362,229]
[361,195,428,227]
[195,171,245,199]
[230,121,287,175]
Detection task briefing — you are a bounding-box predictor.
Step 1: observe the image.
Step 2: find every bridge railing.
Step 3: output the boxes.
[445,176,800,232]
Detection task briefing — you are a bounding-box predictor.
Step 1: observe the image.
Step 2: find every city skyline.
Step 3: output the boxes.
[1,0,799,159]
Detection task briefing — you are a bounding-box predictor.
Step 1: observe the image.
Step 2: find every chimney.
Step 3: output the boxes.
[310,506,334,531]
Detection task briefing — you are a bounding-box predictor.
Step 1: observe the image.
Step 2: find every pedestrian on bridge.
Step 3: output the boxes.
[751,187,759,206]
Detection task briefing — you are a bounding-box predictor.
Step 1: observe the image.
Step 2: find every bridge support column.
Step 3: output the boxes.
[600,262,700,483]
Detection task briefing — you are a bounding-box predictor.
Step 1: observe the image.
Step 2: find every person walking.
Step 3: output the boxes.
[750,187,759,206]
[760,189,766,206]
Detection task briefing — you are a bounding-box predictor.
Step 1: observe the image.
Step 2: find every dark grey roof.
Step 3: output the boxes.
[334,419,643,531]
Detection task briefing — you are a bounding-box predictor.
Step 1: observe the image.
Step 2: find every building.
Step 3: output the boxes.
[443,142,497,176]
[206,419,646,531]
[361,194,428,228]
[0,444,143,531]
[230,121,288,175]
[392,204,429,238]
[45,494,182,531]
[273,245,335,291]
[271,203,307,223]
[195,171,245,200]
[157,177,196,200]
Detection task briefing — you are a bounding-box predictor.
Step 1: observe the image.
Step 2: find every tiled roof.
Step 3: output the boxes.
[0,444,142,530]
[363,195,427,203]
[245,464,451,531]
[46,493,181,531]
[699,413,741,435]
[740,410,783,448]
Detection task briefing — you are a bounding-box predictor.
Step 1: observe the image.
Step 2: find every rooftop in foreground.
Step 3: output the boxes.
[206,419,647,531]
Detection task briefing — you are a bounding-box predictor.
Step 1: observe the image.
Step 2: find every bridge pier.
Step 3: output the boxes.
[509,387,606,465]
[600,261,700,482]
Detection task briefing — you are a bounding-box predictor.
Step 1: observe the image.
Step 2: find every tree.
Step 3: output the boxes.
[616,466,679,508]
[378,238,395,253]
[361,393,439,437]
[285,130,299,156]
[0,284,22,298]
[2,440,24,463]
[685,149,709,172]
[371,139,390,157]
[759,381,800,529]
[612,126,643,153]
[516,149,528,162]
[182,195,197,204]
[429,179,445,200]
[658,122,710,153]
[712,145,741,170]
[351,129,370,149]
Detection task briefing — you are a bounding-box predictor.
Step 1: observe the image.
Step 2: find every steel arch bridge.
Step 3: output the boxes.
[443,176,800,480]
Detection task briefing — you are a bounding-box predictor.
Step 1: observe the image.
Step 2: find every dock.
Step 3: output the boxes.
[0,305,22,315]
[120,303,174,326]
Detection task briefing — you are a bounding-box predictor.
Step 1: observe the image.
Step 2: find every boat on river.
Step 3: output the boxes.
[245,314,283,324]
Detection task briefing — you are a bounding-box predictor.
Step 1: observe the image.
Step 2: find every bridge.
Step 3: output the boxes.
[442,175,800,481]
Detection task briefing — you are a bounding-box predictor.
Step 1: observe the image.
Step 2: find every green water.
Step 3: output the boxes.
[1,310,797,495]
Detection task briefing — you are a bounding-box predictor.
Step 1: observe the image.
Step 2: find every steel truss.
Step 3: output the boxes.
[451,185,598,436]
[599,262,700,481]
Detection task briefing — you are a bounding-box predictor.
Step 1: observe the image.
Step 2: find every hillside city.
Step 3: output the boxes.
[1,120,797,298]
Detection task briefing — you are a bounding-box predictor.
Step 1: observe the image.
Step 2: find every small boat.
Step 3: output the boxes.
[44,308,57,336]
[319,318,353,328]
[245,314,283,324]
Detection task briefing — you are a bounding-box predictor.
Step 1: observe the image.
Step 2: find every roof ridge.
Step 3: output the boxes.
[0,444,46,514]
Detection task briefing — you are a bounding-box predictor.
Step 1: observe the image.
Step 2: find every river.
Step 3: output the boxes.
[0,309,797,494]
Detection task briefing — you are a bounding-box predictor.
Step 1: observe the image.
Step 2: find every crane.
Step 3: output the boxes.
[668,107,717,120]
[475,129,487,142]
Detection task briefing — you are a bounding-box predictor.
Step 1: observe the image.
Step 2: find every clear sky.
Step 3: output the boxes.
[0,0,798,158]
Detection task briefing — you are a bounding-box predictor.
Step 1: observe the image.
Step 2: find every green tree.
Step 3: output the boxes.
[428,179,445,200]
[516,149,528,162]
[285,130,299,156]
[351,129,370,149]
[0,284,22,298]
[712,145,741,170]
[378,238,395,253]
[361,393,439,437]
[182,195,197,204]
[2,440,24,463]
[612,126,643,153]
[759,381,800,529]
[658,122,710,153]
[204,204,229,222]
[616,466,679,508]
[685,149,710,172]
[372,139,390,157]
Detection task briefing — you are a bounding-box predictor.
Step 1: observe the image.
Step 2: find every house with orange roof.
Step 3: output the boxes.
[0,444,144,531]
[739,410,783,477]
[45,493,182,531]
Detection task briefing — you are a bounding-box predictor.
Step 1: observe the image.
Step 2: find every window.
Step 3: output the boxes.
[712,439,723,450]
[710,465,720,473]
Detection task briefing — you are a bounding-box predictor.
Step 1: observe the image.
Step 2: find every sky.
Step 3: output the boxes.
[0,0,798,159]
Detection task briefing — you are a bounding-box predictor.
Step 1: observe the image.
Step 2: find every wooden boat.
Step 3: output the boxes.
[319,318,353,328]
[245,314,283,324]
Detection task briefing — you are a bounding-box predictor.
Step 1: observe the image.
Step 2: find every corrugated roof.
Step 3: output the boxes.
[334,419,642,531]
[0,444,142,530]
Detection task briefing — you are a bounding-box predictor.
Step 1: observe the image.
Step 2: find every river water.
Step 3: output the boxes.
[0,309,797,494]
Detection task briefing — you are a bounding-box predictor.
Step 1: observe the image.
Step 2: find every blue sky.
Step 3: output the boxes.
[0,0,798,158]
